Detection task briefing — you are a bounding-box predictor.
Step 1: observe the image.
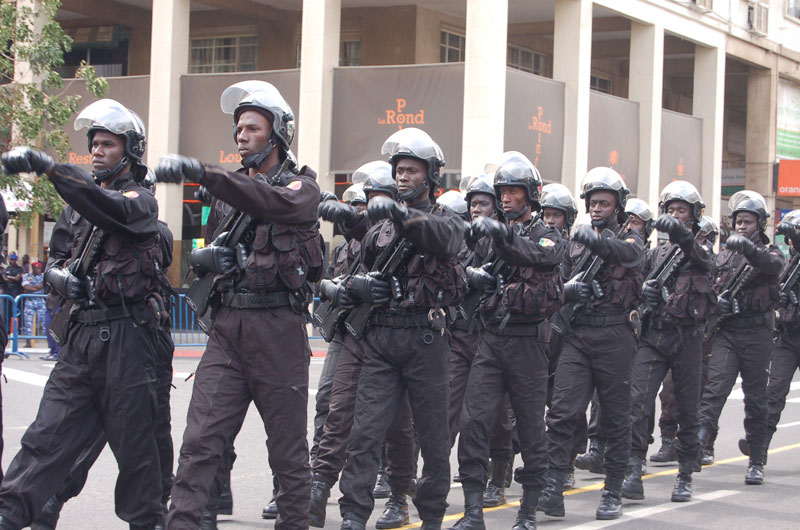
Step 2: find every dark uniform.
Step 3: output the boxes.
[0,164,164,530]
[0,194,8,485]
[337,196,465,528]
[165,161,322,530]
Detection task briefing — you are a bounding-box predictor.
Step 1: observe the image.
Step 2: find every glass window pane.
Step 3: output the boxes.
[440,31,447,45]
[440,46,446,62]
[449,33,460,47]
[448,48,459,62]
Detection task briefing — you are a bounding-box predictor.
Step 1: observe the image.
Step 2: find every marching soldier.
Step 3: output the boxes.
[621,181,713,503]
[450,154,564,530]
[697,191,783,485]
[336,128,465,530]
[155,80,323,530]
[0,193,7,485]
[540,167,644,521]
[0,98,165,530]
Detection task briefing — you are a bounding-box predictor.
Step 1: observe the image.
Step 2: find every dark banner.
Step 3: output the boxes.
[61,75,150,171]
[659,109,703,193]
[504,69,565,183]
[330,64,465,173]
[588,91,640,195]
[179,70,300,170]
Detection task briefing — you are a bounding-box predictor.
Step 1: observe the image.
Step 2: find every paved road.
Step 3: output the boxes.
[2,352,800,529]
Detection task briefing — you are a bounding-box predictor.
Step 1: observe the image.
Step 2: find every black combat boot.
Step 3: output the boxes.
[30,495,64,530]
[536,470,566,518]
[575,439,605,474]
[504,460,513,488]
[694,425,712,472]
[218,473,233,515]
[374,471,391,499]
[745,445,766,485]
[482,458,507,507]
[198,510,217,530]
[448,490,485,530]
[649,436,678,463]
[621,456,644,500]
[563,461,576,491]
[671,461,693,502]
[738,437,749,456]
[376,489,409,529]
[340,515,367,530]
[595,474,624,521]
[309,478,331,528]
[261,497,277,519]
[511,489,539,530]
[702,446,715,465]
[421,518,443,530]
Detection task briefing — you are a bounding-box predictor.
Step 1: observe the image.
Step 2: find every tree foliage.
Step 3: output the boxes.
[0,0,108,226]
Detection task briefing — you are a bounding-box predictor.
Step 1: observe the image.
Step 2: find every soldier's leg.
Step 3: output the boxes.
[671,327,703,465]
[155,327,176,505]
[629,341,670,461]
[737,328,772,458]
[448,328,478,447]
[697,331,742,439]
[658,371,679,440]
[384,393,414,494]
[765,330,800,443]
[312,337,343,462]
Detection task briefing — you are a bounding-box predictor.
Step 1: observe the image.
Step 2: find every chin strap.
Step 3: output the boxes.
[92,156,130,183]
[398,180,429,203]
[241,140,276,169]
[504,203,529,222]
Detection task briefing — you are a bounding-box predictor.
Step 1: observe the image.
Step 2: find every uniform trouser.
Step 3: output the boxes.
[338,324,450,522]
[166,306,311,530]
[458,330,549,493]
[0,319,162,528]
[311,338,343,462]
[766,327,800,442]
[488,396,515,462]
[53,326,176,506]
[448,326,479,447]
[586,392,603,441]
[546,323,636,478]
[656,338,713,441]
[313,333,414,493]
[697,324,772,455]
[546,331,588,458]
[629,326,702,464]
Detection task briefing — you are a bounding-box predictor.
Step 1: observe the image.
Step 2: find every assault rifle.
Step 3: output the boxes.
[779,252,800,305]
[550,221,630,336]
[48,225,105,345]
[703,257,755,340]
[312,255,362,342]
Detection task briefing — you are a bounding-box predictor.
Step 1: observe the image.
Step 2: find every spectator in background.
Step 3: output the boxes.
[21,261,45,349]
[21,254,30,274]
[3,253,22,298]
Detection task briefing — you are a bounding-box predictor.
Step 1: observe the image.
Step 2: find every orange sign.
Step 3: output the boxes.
[778,159,800,197]
[528,106,552,167]
[378,98,425,129]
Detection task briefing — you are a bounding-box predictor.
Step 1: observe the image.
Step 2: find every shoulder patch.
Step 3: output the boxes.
[286,180,302,191]
[122,190,139,198]
[625,237,636,243]
[538,237,556,247]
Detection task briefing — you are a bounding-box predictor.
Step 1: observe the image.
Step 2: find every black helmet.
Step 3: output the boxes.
[361,161,398,201]
[580,167,629,226]
[659,180,705,222]
[729,190,769,232]
[342,183,366,205]
[220,80,296,169]
[381,128,445,202]
[697,215,719,245]
[624,198,655,239]
[436,190,469,220]
[74,98,147,182]
[541,183,578,229]
[462,174,503,220]
[488,152,541,221]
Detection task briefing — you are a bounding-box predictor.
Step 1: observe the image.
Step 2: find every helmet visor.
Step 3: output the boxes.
[342,182,366,204]
[220,80,293,117]
[381,128,445,166]
[484,151,534,176]
[729,190,767,214]
[624,198,654,222]
[541,183,577,212]
[659,180,704,210]
[352,160,391,185]
[436,189,467,214]
[74,99,145,136]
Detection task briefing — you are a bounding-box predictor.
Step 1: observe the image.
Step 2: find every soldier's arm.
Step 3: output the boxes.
[748,245,785,275]
[201,165,320,224]
[341,213,371,242]
[672,228,711,272]
[494,226,564,268]
[48,164,158,240]
[595,230,645,268]
[46,210,73,271]
[157,221,175,269]
[396,210,464,259]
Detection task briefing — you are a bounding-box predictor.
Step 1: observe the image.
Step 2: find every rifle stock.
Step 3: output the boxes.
[704,260,755,340]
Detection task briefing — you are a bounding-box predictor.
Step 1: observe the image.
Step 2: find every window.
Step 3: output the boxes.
[440,30,465,63]
[590,74,612,94]
[189,35,258,73]
[507,44,548,75]
[340,40,361,66]
[789,0,800,19]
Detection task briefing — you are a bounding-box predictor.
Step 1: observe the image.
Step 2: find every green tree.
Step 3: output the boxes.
[0,0,108,226]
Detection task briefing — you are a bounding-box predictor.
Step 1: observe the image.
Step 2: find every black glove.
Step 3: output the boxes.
[155,154,205,184]
[642,279,662,308]
[780,289,800,307]
[572,226,602,252]
[465,265,496,292]
[44,267,85,300]
[716,296,733,316]
[189,245,237,275]
[346,273,391,305]
[367,196,409,224]
[319,279,355,309]
[470,216,511,242]
[318,201,359,224]
[777,222,800,248]
[194,186,212,204]
[725,234,757,257]
[564,279,592,303]
[320,190,338,203]
[1,146,54,175]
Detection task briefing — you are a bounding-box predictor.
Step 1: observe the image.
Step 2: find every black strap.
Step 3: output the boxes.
[74,302,147,324]
[573,312,628,327]
[370,310,430,328]
[220,290,292,309]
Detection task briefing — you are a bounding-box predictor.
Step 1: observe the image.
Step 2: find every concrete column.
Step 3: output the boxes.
[460,0,508,177]
[693,44,726,226]
[553,0,592,197]
[745,66,778,216]
[146,0,189,285]
[298,0,340,242]
[629,22,664,215]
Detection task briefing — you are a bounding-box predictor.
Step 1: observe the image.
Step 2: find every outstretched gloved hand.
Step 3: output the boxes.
[156,154,205,184]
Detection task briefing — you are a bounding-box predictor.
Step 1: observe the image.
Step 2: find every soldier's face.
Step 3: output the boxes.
[589,191,617,222]
[352,202,367,214]
[470,193,496,220]
[667,200,692,224]
[236,110,273,159]
[735,211,758,238]
[499,186,527,216]
[394,157,427,196]
[542,207,565,230]
[628,215,646,234]
[91,131,126,172]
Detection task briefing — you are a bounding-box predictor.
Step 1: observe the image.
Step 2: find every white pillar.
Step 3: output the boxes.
[460,0,508,177]
[553,0,592,197]
[693,44,726,225]
[147,0,189,283]
[746,67,778,216]
[298,0,340,242]
[629,22,664,212]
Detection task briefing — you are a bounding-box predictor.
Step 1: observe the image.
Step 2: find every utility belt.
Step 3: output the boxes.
[721,311,773,329]
[370,310,434,329]
[573,311,629,327]
[73,300,149,324]
[649,314,698,330]
[484,316,547,338]
[221,290,293,310]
